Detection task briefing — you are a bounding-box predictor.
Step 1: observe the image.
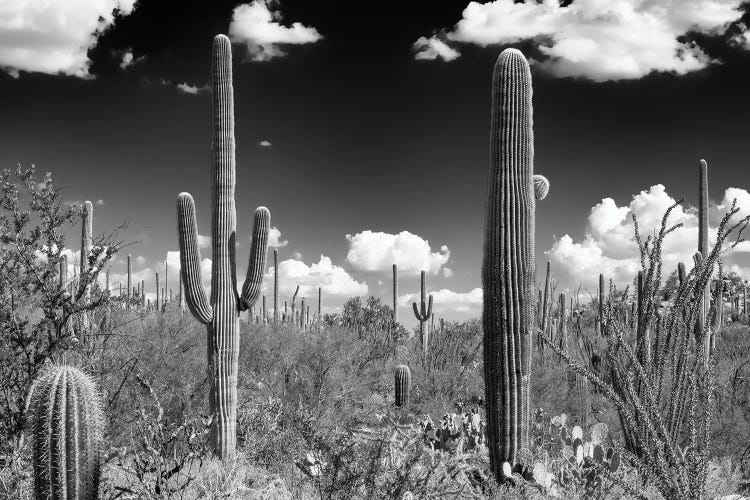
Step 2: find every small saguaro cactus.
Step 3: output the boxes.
[177,34,270,459]
[412,270,433,355]
[156,272,160,314]
[395,364,411,407]
[30,364,104,500]
[482,48,548,479]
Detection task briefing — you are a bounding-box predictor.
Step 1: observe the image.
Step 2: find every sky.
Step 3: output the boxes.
[1,0,750,326]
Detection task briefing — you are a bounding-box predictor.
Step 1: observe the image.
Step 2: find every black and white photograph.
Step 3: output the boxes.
[1,0,750,498]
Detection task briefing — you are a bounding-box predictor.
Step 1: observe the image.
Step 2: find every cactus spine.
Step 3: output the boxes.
[482,49,545,475]
[412,270,433,355]
[177,34,270,459]
[31,364,103,499]
[394,364,411,407]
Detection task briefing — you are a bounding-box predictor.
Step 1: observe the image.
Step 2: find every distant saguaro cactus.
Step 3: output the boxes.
[127,254,132,310]
[30,364,103,500]
[698,159,712,362]
[79,201,93,334]
[482,48,546,477]
[273,249,279,324]
[393,264,399,324]
[412,270,433,356]
[598,274,605,335]
[177,34,270,459]
[156,272,160,314]
[394,364,411,407]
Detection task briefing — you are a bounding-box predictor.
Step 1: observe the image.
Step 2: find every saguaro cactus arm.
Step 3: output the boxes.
[239,206,270,309]
[177,192,213,324]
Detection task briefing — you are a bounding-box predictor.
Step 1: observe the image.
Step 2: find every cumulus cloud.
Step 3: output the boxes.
[415,0,747,81]
[175,82,207,95]
[197,234,211,250]
[546,184,750,292]
[259,140,272,147]
[443,267,454,278]
[136,255,147,265]
[268,227,288,248]
[345,230,450,275]
[413,35,461,62]
[264,255,367,298]
[0,0,137,77]
[399,287,483,313]
[96,199,104,206]
[229,1,322,61]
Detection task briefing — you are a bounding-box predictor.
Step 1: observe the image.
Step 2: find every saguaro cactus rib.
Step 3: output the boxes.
[177,34,269,459]
[482,48,546,479]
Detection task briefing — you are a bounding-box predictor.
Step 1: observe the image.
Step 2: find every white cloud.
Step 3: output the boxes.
[0,0,137,77]
[176,82,207,95]
[416,0,747,81]
[136,255,146,266]
[399,287,483,313]
[443,267,454,277]
[345,230,450,275]
[731,27,750,49]
[264,255,367,298]
[229,1,322,61]
[546,184,750,292]
[96,199,104,206]
[258,140,272,147]
[413,35,461,62]
[120,50,134,69]
[197,234,211,250]
[268,226,288,248]
[292,251,302,260]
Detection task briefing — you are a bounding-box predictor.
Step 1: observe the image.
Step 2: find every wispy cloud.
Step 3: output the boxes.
[258,140,272,147]
[176,82,208,95]
[413,36,461,62]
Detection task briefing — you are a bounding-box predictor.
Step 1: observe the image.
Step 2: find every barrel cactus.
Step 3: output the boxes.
[177,34,270,459]
[482,48,547,479]
[30,364,103,500]
[395,364,411,407]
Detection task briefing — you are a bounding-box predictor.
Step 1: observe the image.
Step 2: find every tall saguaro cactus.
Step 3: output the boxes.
[177,34,270,459]
[412,270,433,355]
[31,364,103,500]
[482,48,547,477]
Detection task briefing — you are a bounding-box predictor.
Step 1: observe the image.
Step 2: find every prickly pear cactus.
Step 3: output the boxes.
[30,364,103,500]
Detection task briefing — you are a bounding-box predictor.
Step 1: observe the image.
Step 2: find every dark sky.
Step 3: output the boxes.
[1,0,749,322]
